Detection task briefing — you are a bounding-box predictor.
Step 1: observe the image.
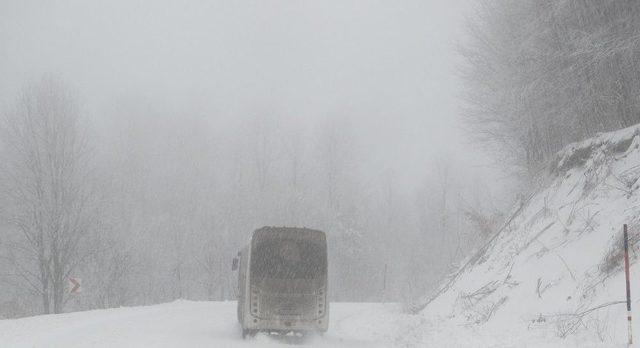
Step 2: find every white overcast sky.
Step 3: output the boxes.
[0,0,504,197]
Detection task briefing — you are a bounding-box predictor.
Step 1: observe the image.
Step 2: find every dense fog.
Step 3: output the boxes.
[4,1,640,346]
[0,0,509,318]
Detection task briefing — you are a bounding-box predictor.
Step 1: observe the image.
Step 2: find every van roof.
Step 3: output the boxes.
[252,226,326,239]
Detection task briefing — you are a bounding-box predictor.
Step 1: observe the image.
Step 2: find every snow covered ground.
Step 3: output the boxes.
[0,298,624,347]
[0,301,421,348]
[0,298,612,347]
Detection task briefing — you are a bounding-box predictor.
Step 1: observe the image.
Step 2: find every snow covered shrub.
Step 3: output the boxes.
[553,145,596,175]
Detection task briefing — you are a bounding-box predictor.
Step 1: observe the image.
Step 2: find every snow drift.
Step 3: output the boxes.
[413,124,640,345]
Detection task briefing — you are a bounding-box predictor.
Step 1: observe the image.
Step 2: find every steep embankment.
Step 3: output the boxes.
[416,125,640,346]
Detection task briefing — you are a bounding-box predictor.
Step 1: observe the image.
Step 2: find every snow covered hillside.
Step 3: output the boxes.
[413,125,640,346]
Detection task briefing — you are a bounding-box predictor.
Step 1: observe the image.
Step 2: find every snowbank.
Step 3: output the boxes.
[415,124,640,346]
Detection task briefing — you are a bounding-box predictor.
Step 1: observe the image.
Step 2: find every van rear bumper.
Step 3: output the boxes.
[245,315,329,332]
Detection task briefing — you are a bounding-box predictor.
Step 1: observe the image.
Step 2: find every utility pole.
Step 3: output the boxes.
[382,263,388,303]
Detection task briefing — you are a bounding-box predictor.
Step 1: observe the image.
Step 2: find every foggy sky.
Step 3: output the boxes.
[0,0,494,196]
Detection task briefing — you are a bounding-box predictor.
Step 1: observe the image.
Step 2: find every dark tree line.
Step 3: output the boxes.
[461,1,640,177]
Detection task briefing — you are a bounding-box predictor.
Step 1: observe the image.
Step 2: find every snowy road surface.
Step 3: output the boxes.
[0,300,613,347]
[0,301,416,348]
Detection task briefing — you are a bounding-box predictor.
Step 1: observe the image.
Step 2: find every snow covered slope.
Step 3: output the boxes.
[415,125,640,346]
[0,301,417,348]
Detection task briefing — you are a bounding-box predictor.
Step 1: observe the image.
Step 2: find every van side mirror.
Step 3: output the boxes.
[231,257,239,271]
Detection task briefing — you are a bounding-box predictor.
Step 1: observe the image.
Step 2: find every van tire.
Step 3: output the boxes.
[242,329,257,339]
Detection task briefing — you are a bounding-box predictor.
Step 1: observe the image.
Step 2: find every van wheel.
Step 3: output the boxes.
[242,329,257,339]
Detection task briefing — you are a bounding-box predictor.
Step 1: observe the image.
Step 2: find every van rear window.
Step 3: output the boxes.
[250,238,326,280]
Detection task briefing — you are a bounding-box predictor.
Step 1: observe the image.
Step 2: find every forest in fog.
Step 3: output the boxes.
[4,1,640,346]
[2,0,637,324]
[0,1,495,317]
[462,0,640,179]
[0,76,496,317]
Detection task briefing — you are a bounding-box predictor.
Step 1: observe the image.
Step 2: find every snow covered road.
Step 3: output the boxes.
[0,301,412,348]
[0,300,616,347]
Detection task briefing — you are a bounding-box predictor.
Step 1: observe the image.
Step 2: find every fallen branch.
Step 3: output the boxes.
[539,301,626,338]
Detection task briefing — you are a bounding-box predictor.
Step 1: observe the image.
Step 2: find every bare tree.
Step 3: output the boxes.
[0,77,96,314]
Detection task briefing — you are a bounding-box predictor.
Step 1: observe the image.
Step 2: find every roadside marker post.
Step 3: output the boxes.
[382,263,387,304]
[69,277,82,294]
[624,224,633,347]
